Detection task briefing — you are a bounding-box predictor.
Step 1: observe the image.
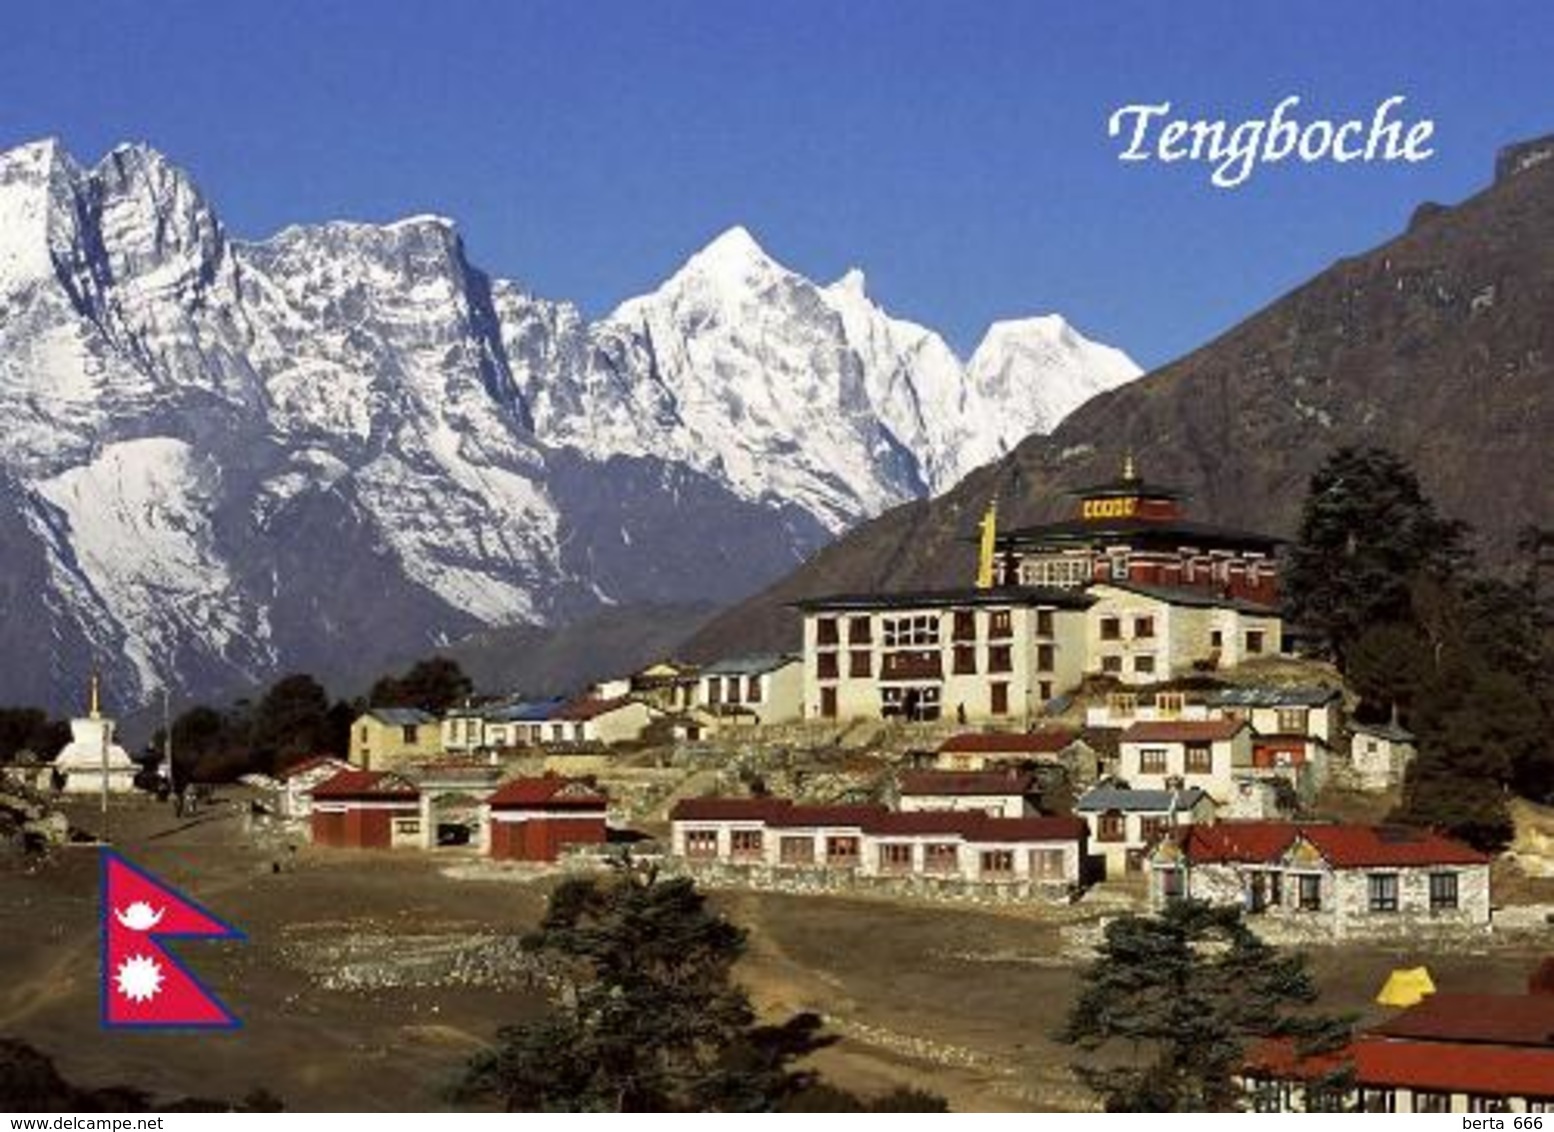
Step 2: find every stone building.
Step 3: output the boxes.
[350,707,439,770]
[896,769,1039,818]
[1148,821,1491,936]
[1073,784,1215,879]
[1117,718,1252,803]
[1349,720,1417,791]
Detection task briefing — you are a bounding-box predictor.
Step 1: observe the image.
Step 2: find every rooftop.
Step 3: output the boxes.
[1248,1035,1554,1098]
[1204,685,1342,708]
[792,585,1094,613]
[1372,993,1554,1048]
[669,796,1087,844]
[1074,786,1211,813]
[310,769,419,801]
[938,730,1079,755]
[1168,821,1490,868]
[487,775,607,809]
[997,517,1283,553]
[700,653,801,676]
[363,707,436,726]
[898,769,1037,797]
[1092,580,1281,615]
[1121,718,1247,744]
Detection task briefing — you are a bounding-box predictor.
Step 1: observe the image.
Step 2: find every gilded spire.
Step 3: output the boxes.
[1123,450,1137,481]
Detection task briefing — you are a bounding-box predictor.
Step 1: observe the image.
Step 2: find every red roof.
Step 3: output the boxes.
[1301,825,1490,868]
[554,696,636,721]
[975,815,1088,843]
[937,731,1078,755]
[488,775,607,809]
[310,769,419,801]
[1173,821,1489,867]
[1372,995,1554,1047]
[1122,719,1246,743]
[898,770,1036,797]
[670,797,787,822]
[1249,1035,1554,1098]
[769,804,886,829]
[867,811,991,837]
[277,754,350,781]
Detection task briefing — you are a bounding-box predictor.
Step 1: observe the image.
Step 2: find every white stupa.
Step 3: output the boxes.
[54,673,139,795]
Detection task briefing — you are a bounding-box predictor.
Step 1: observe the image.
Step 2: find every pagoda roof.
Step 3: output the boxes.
[1069,473,1186,501]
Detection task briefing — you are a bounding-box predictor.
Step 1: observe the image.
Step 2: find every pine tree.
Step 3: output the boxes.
[1060,901,1349,1112]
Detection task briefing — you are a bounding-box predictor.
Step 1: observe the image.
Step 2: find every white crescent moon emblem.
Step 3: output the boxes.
[114,902,165,931]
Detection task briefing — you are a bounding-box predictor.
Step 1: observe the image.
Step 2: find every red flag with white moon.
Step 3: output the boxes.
[101,849,244,1028]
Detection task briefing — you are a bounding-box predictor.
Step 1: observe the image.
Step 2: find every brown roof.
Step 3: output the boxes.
[898,770,1036,797]
[1249,1034,1554,1097]
[1172,821,1489,868]
[310,769,418,801]
[554,696,638,721]
[488,775,607,809]
[1122,719,1246,744]
[769,804,887,829]
[1371,994,1554,1047]
[937,731,1079,755]
[975,816,1088,843]
[670,797,783,822]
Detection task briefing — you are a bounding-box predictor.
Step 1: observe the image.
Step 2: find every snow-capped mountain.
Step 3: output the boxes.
[0,139,1139,711]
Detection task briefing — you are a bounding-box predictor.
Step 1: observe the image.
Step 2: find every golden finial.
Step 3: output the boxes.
[89,670,101,720]
[1123,450,1137,481]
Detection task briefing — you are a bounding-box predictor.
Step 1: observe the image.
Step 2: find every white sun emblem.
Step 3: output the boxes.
[115,954,165,1004]
[114,901,165,932]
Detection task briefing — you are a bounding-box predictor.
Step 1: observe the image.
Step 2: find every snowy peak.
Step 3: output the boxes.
[967,313,1141,437]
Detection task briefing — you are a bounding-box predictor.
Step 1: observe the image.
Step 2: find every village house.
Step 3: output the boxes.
[1084,688,1212,729]
[548,696,656,745]
[668,797,1089,895]
[1349,719,1418,791]
[1243,984,1554,1112]
[484,775,608,862]
[477,698,566,748]
[696,653,803,725]
[1205,684,1342,797]
[308,769,422,849]
[795,586,1093,724]
[1147,821,1491,936]
[992,455,1284,605]
[1074,783,1215,879]
[933,730,1101,783]
[350,707,440,770]
[896,769,1039,818]
[1084,582,1285,685]
[1117,718,1252,803]
[273,755,353,820]
[626,661,700,713]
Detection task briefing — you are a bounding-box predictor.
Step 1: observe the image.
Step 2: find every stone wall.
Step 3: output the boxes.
[664,859,1081,907]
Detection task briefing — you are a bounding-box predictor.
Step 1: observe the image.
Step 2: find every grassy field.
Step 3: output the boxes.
[2,792,1547,1112]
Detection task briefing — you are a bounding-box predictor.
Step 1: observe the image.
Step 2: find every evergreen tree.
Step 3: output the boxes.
[1285,447,1468,663]
[1060,900,1349,1112]
[250,673,333,772]
[456,864,933,1112]
[370,656,472,714]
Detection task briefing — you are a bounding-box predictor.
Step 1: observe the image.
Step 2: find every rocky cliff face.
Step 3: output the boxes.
[0,139,1138,710]
[684,134,1554,661]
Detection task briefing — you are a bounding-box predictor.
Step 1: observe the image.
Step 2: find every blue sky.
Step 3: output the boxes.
[2,2,1549,368]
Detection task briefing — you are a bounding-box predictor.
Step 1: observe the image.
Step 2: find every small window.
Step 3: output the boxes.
[1038,681,1053,702]
[1036,643,1056,672]
[1035,609,1055,637]
[990,681,1009,716]
[980,849,1015,876]
[848,616,872,644]
[1134,654,1156,676]
[730,829,763,858]
[819,687,837,718]
[1429,871,1459,911]
[1209,629,1224,649]
[953,645,977,675]
[1297,874,1322,911]
[1368,873,1399,913]
[817,617,839,645]
[988,645,1012,673]
[779,835,814,865]
[1100,617,1121,641]
[817,652,839,680]
[952,610,976,641]
[826,836,860,866]
[1185,744,1212,774]
[1134,616,1155,639]
[1140,748,1167,774]
[1246,629,1266,655]
[849,650,871,678]
[1030,848,1065,879]
[1468,1097,1511,1114]
[1275,707,1308,734]
[1101,655,1123,674]
[401,724,418,744]
[1097,811,1126,842]
[746,675,763,703]
[1412,1093,1451,1113]
[878,842,913,870]
[685,829,719,858]
[988,610,1013,640]
[1359,1088,1396,1113]
[923,843,958,872]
